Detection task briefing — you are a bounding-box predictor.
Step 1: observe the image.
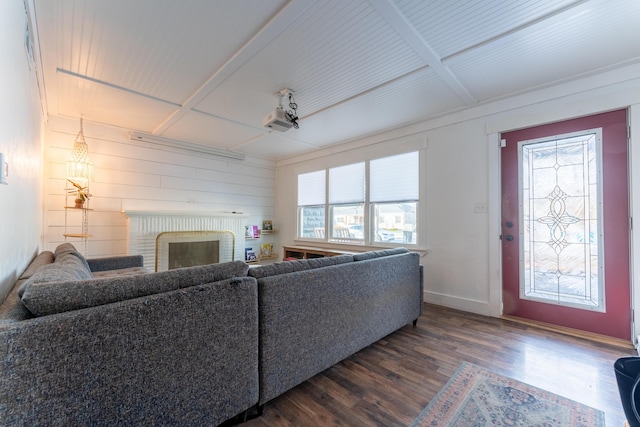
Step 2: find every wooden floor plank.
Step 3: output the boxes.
[240,303,636,426]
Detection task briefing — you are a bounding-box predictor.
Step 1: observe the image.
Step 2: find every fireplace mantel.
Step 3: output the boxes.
[122,210,248,271]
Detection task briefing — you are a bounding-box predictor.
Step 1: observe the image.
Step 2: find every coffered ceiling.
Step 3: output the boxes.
[29,0,640,160]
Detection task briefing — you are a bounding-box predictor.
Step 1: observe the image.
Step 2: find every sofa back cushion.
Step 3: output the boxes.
[248,255,353,280]
[18,249,92,298]
[54,243,92,271]
[20,260,249,317]
[18,251,54,280]
[352,247,408,261]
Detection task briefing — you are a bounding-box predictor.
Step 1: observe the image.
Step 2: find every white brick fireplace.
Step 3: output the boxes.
[123,211,247,272]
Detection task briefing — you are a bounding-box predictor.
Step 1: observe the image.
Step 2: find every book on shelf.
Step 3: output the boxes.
[262,220,273,231]
[245,225,259,238]
[245,247,258,262]
[260,243,273,258]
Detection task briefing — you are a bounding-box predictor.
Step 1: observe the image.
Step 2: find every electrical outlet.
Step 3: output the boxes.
[474,202,487,213]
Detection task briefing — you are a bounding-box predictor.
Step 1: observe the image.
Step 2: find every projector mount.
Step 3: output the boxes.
[279,88,299,129]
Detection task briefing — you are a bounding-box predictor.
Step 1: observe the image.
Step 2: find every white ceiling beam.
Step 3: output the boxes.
[152,0,315,135]
[367,0,477,106]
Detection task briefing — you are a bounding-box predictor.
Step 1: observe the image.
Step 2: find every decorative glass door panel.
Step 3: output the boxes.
[519,130,603,311]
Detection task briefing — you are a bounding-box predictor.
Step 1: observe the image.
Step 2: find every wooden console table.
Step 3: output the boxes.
[282,245,355,260]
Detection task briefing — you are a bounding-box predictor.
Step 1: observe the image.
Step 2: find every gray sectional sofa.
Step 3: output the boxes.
[0,243,422,426]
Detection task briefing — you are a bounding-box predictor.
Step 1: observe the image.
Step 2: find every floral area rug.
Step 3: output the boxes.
[410,362,605,427]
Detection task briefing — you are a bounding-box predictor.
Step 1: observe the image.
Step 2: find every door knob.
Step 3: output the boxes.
[505,235,514,241]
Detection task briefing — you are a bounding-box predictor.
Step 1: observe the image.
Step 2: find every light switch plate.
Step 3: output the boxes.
[474,202,487,213]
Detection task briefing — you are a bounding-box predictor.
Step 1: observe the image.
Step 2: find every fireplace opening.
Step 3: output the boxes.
[156,230,235,272]
[168,240,219,270]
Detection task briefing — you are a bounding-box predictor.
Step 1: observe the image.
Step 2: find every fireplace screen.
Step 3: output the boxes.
[168,240,219,270]
[156,230,235,272]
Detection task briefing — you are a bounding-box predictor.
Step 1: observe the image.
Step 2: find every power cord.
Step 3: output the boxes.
[285,93,299,129]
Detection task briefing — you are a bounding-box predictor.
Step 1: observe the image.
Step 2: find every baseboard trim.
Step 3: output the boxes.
[501,315,634,350]
[423,291,491,316]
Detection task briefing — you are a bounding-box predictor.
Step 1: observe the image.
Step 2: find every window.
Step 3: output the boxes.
[519,129,604,310]
[329,163,365,242]
[297,170,326,239]
[297,151,419,246]
[370,152,418,244]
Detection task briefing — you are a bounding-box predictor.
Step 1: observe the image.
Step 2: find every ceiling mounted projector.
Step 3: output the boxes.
[263,108,293,132]
[263,88,299,132]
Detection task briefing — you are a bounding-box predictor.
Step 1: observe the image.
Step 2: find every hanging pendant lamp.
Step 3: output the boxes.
[66,116,93,188]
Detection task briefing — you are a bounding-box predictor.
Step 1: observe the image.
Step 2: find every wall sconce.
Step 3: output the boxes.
[66,116,93,188]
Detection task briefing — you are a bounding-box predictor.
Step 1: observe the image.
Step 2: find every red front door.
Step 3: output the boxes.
[501,109,630,340]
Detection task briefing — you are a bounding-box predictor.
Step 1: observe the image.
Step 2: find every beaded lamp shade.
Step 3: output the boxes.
[66,117,93,188]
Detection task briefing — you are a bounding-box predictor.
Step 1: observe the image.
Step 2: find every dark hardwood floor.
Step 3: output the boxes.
[240,303,637,427]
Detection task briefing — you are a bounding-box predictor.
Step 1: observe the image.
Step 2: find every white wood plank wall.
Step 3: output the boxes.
[43,116,277,259]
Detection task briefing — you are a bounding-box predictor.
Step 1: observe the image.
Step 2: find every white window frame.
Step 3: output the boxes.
[296,149,421,247]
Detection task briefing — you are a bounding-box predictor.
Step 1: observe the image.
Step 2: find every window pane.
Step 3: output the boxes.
[373,202,416,244]
[330,204,364,242]
[298,170,325,206]
[371,152,419,202]
[299,206,325,238]
[520,130,603,311]
[329,163,365,204]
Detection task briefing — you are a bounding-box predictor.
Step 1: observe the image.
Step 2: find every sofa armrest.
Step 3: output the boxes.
[0,277,259,426]
[87,255,144,272]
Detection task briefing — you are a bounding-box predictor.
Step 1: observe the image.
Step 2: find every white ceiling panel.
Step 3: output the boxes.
[293,67,464,146]
[393,0,581,58]
[161,111,265,150]
[55,71,179,132]
[200,0,425,120]
[234,133,320,160]
[444,0,640,101]
[193,84,285,135]
[40,0,286,103]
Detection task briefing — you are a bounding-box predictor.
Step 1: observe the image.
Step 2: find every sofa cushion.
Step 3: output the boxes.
[54,243,92,272]
[352,247,409,261]
[53,242,79,258]
[17,253,93,298]
[248,259,311,279]
[248,255,353,279]
[20,260,249,317]
[303,254,353,269]
[92,267,148,278]
[18,251,54,280]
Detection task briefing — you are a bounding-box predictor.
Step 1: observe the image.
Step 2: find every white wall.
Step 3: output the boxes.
[0,0,44,302]
[43,116,277,258]
[276,63,640,340]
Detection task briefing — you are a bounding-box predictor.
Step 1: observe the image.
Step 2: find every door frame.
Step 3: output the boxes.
[487,107,638,344]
